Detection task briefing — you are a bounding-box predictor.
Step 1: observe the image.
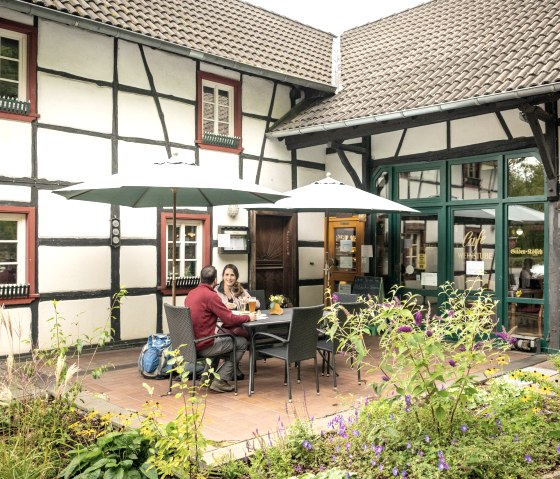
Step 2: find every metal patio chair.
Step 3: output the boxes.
[249,304,323,402]
[164,303,237,395]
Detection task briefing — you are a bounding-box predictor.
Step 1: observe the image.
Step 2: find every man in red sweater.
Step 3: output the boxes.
[185,265,256,392]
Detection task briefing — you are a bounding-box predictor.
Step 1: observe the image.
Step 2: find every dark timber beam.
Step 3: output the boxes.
[519,104,558,199]
[282,92,560,151]
[328,141,367,155]
[335,146,363,189]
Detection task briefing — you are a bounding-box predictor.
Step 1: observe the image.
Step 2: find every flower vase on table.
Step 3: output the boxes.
[269,294,285,315]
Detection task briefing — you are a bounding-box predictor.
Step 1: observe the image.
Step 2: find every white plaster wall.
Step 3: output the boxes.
[117,40,150,90]
[0,119,32,177]
[451,114,508,148]
[38,20,113,82]
[38,73,113,133]
[272,84,292,119]
[118,92,164,141]
[501,109,533,138]
[298,247,323,279]
[299,285,323,307]
[38,189,110,238]
[200,63,240,81]
[160,99,195,146]
[298,212,324,241]
[297,168,324,189]
[120,207,157,239]
[371,130,402,159]
[145,48,196,99]
[258,161,292,192]
[326,150,362,186]
[120,294,158,340]
[297,144,326,163]
[0,7,33,25]
[120,245,157,288]
[242,158,260,184]
[242,116,267,156]
[198,149,241,177]
[400,123,447,156]
[0,307,32,355]
[0,185,30,202]
[264,137,292,162]
[39,246,111,292]
[37,130,112,181]
[37,297,110,349]
[213,205,249,234]
[242,75,274,116]
[118,141,175,173]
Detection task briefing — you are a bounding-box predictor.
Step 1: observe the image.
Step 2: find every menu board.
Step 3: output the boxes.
[352,276,384,298]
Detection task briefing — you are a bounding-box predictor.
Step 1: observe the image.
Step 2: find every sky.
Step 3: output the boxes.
[243,0,429,35]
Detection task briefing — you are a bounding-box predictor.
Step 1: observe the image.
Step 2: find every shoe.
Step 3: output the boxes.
[209,379,235,393]
[236,371,245,381]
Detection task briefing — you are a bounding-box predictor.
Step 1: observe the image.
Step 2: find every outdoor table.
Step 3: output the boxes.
[242,308,293,396]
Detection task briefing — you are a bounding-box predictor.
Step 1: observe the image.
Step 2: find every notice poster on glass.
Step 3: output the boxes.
[339,256,353,269]
[421,272,438,287]
[466,260,485,276]
[340,240,353,252]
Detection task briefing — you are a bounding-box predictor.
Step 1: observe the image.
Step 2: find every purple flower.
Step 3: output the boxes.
[525,455,532,462]
[473,341,484,350]
[438,461,449,470]
[414,311,423,326]
[393,467,399,476]
[402,470,407,477]
[448,359,457,367]
[461,425,467,433]
[425,435,430,443]
[397,325,413,333]
[404,395,411,412]
[447,309,455,317]
[382,375,391,381]
[496,331,517,345]
[557,443,560,453]
[302,440,313,450]
[426,330,433,337]
[457,344,466,352]
[332,293,339,303]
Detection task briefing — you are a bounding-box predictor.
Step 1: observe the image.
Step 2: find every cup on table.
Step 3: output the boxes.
[248,297,257,312]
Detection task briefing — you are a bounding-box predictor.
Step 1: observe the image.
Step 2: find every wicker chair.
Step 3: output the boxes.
[317,301,367,388]
[164,303,237,395]
[249,304,323,402]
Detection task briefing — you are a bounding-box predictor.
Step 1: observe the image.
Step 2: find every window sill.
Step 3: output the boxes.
[0,111,39,123]
[158,287,197,296]
[0,294,39,306]
[196,141,243,155]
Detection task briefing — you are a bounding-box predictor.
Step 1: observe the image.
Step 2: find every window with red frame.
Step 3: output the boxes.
[196,71,242,152]
[0,206,36,301]
[160,213,210,292]
[0,19,37,121]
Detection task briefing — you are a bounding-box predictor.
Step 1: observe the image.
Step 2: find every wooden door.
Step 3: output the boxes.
[327,215,366,293]
[250,211,297,306]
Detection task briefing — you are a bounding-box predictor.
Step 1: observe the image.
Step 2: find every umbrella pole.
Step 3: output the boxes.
[171,188,177,306]
[324,210,332,300]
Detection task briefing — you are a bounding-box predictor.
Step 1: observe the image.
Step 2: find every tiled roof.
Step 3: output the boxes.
[272,0,560,134]
[18,0,334,87]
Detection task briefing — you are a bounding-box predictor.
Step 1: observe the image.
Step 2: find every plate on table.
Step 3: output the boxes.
[256,313,268,320]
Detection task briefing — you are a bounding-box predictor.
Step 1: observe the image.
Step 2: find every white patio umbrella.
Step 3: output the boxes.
[242,174,418,286]
[53,162,288,304]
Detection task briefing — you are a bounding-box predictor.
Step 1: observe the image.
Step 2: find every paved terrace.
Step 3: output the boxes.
[74,336,552,463]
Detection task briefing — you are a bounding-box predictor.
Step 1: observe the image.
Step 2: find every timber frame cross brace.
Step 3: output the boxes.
[519,104,559,200]
[328,141,365,189]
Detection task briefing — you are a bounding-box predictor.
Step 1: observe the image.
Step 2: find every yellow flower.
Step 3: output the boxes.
[515,290,522,297]
[521,395,530,402]
[497,356,509,365]
[532,407,541,413]
[484,368,499,377]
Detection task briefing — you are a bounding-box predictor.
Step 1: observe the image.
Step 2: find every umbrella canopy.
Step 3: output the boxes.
[53,162,288,304]
[243,175,418,214]
[243,174,418,286]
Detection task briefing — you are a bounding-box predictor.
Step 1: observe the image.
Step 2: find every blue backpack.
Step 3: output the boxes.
[138,334,172,379]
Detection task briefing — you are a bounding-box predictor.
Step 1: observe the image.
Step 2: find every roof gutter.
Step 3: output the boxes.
[268,82,560,138]
[1,0,336,94]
